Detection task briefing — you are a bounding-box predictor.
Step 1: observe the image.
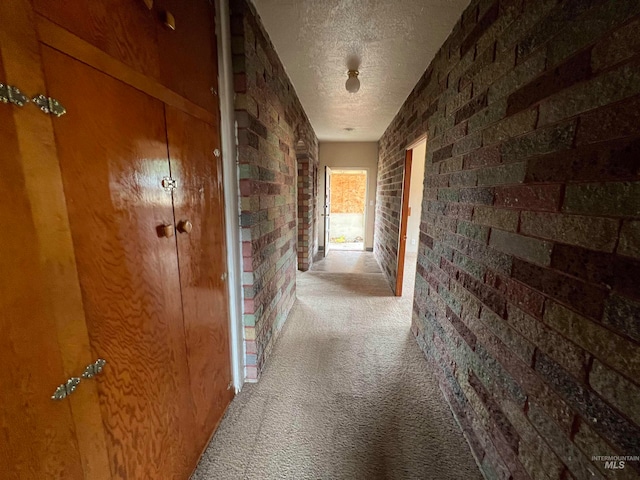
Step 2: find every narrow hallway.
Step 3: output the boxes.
[193,251,481,479]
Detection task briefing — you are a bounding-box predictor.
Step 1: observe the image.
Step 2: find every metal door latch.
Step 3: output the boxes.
[51,358,107,401]
[32,94,66,117]
[161,176,177,192]
[0,83,29,107]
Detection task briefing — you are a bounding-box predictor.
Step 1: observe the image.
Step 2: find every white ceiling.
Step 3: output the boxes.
[252,0,470,142]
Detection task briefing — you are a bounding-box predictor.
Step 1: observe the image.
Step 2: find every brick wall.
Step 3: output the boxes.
[331,172,367,213]
[375,0,640,478]
[231,0,318,381]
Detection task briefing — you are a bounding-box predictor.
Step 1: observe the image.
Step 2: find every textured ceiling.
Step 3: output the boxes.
[252,0,470,141]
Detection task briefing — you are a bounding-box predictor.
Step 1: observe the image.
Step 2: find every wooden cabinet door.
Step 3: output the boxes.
[32,0,160,80]
[166,106,233,451]
[155,0,218,113]
[0,1,111,477]
[40,46,198,479]
[0,49,86,480]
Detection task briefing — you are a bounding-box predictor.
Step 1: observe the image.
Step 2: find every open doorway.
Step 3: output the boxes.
[396,137,427,297]
[325,169,367,253]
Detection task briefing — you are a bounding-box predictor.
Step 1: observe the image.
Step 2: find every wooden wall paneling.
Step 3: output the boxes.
[166,105,233,455]
[155,0,218,114]
[32,0,160,79]
[0,43,85,480]
[0,0,111,478]
[40,46,198,479]
[35,15,217,128]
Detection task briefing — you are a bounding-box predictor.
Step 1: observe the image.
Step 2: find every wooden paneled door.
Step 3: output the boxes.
[0,1,111,478]
[396,150,413,296]
[41,46,200,479]
[1,0,233,477]
[166,106,234,449]
[0,45,87,480]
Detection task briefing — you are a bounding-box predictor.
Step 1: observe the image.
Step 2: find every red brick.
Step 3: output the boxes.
[433,144,454,162]
[234,73,247,93]
[512,258,608,320]
[461,1,499,56]
[494,184,562,211]
[576,95,640,145]
[460,271,507,317]
[447,306,478,349]
[468,315,542,397]
[592,16,640,72]
[464,144,501,169]
[446,202,474,220]
[507,49,592,116]
[455,92,489,125]
[469,372,521,453]
[534,351,640,456]
[487,272,545,318]
[524,137,640,183]
[550,244,614,287]
[551,244,640,302]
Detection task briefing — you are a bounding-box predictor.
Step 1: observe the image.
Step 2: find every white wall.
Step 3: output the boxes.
[406,140,426,254]
[318,142,378,250]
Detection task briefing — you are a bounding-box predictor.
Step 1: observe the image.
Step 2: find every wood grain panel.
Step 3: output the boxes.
[41,46,198,480]
[155,0,218,113]
[32,0,160,79]
[166,106,233,457]
[0,0,111,478]
[0,46,85,480]
[35,15,217,127]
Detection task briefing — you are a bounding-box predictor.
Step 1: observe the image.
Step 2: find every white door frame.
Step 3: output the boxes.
[324,167,369,251]
[215,0,244,393]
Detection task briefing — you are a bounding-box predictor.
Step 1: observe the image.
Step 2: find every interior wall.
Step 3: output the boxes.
[406,141,427,254]
[374,0,640,478]
[318,142,378,250]
[231,0,318,381]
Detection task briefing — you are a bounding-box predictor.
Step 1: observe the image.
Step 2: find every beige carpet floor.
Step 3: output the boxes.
[192,251,482,480]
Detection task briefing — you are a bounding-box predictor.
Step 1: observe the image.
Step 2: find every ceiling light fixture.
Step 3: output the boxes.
[345,70,360,93]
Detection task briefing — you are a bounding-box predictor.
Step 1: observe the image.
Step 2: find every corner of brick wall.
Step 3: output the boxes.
[375,0,640,478]
[231,0,318,381]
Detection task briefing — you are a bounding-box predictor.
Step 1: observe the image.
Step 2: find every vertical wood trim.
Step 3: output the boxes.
[395,150,413,297]
[0,0,111,478]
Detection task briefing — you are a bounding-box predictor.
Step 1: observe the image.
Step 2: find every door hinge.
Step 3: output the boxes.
[32,94,66,117]
[227,381,233,391]
[51,377,81,401]
[51,358,107,401]
[0,83,29,107]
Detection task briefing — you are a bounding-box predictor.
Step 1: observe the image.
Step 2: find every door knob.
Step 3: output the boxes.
[177,220,193,234]
[159,224,174,237]
[163,11,176,30]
